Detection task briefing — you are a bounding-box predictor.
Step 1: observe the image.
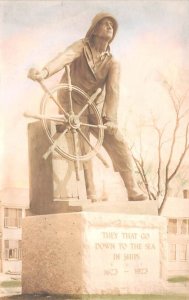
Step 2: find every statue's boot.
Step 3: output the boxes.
[119,171,147,201]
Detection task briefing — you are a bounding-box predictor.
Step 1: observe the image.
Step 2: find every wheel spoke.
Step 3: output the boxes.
[24,112,67,123]
[77,128,94,149]
[71,129,80,181]
[80,122,106,129]
[77,128,109,167]
[43,128,69,160]
[38,80,70,117]
[65,65,74,114]
[77,88,102,118]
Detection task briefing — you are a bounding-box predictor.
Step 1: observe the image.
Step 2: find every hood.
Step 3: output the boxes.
[85,13,118,44]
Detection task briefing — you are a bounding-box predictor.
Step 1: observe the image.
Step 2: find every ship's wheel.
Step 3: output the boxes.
[25,65,108,180]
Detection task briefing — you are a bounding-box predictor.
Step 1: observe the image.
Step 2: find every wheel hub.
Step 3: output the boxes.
[68,114,80,129]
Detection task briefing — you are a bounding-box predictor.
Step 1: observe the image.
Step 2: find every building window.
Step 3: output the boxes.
[4,208,22,228]
[169,244,176,261]
[168,219,177,234]
[179,244,187,261]
[4,240,22,260]
[181,219,189,235]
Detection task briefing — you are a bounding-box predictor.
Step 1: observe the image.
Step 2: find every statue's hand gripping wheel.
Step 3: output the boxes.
[24,65,108,180]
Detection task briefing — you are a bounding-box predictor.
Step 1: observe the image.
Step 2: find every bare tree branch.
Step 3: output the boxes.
[158,78,189,214]
[161,134,186,146]
[132,154,156,200]
[168,122,189,181]
[157,129,162,197]
[181,88,189,101]
[180,107,189,119]
[162,79,179,114]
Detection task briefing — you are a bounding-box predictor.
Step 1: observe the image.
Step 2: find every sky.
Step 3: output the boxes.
[0,0,189,189]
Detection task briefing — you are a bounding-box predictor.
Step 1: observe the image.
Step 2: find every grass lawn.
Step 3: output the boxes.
[167,276,189,283]
[0,280,21,288]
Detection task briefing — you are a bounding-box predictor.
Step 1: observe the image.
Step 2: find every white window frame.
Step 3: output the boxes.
[4,208,22,228]
[168,219,178,234]
[179,244,187,261]
[180,219,189,235]
[4,240,22,261]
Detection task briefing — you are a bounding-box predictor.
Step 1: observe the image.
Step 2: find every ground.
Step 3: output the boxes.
[0,295,188,300]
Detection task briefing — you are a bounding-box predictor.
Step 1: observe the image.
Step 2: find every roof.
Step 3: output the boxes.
[0,188,30,208]
[160,196,189,218]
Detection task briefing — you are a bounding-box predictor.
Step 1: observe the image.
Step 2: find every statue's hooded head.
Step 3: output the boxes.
[85,13,118,44]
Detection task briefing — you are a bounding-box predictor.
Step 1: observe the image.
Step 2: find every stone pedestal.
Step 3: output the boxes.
[69,198,158,215]
[28,121,86,215]
[22,212,167,295]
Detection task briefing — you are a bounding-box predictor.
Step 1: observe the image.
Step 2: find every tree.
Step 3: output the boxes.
[129,74,189,215]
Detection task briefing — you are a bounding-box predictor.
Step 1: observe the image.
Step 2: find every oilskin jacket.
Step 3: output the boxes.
[43,17,120,123]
